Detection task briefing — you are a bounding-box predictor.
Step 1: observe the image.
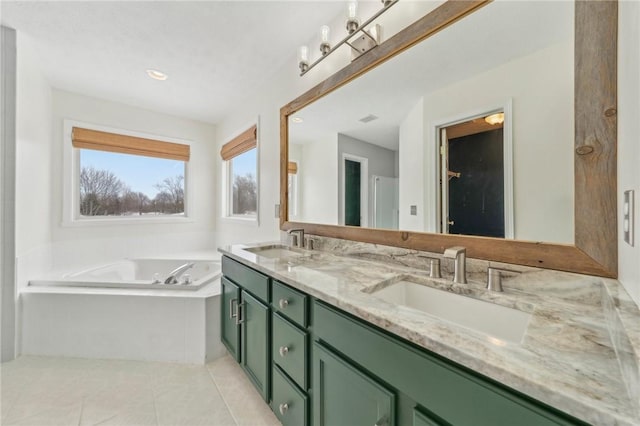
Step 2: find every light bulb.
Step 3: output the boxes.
[346,1,360,34]
[347,1,358,19]
[298,46,309,63]
[321,25,330,43]
[298,46,309,73]
[320,25,331,56]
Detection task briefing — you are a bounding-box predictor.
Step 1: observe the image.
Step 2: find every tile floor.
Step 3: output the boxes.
[0,355,281,426]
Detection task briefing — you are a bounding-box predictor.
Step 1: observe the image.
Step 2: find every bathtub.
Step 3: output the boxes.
[22,256,225,363]
[29,259,221,291]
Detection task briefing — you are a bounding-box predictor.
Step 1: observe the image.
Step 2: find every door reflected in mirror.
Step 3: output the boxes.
[288,0,574,244]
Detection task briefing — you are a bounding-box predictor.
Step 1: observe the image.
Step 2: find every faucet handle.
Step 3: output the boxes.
[426,257,441,278]
[443,246,466,258]
[486,267,521,292]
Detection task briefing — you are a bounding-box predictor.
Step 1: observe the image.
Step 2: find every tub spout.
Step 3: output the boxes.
[164,262,195,285]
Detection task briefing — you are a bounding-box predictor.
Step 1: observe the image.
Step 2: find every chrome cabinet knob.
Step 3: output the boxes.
[279,403,289,415]
[279,346,289,357]
[278,298,289,309]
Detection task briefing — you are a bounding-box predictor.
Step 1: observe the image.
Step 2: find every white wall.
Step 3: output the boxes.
[399,98,425,232]
[399,41,574,243]
[48,90,217,272]
[618,0,640,306]
[15,33,53,274]
[1,26,18,362]
[300,134,339,226]
[13,33,54,359]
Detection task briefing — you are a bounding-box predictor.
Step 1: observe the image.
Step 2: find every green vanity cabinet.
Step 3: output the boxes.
[220,256,586,426]
[313,341,396,426]
[313,301,585,426]
[221,256,271,402]
[240,291,271,402]
[220,277,241,361]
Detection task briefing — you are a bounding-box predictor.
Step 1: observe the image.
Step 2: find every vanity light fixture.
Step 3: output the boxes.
[146,69,168,81]
[297,0,398,77]
[485,112,505,125]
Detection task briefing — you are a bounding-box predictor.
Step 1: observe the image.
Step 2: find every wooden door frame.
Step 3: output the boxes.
[341,153,369,227]
[433,99,514,238]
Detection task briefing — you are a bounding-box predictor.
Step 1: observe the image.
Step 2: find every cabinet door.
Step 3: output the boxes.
[241,291,270,402]
[220,277,240,361]
[313,342,395,426]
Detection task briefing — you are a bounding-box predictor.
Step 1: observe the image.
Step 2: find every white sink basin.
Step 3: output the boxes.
[244,245,307,260]
[370,280,531,344]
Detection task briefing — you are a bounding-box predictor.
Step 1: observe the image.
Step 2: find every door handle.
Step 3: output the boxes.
[235,302,245,325]
[229,298,238,319]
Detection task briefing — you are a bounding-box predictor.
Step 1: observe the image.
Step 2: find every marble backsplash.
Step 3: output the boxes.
[281,231,640,414]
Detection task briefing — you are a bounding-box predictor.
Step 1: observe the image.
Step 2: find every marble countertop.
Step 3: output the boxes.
[220,242,640,426]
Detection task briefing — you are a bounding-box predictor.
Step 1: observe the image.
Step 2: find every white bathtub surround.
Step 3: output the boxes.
[21,273,224,364]
[0,354,280,426]
[223,239,640,426]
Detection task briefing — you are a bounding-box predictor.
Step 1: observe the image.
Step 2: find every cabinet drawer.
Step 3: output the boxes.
[271,365,308,426]
[222,256,269,303]
[271,280,308,327]
[272,312,308,389]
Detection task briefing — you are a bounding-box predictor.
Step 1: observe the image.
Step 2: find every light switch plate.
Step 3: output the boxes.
[410,205,417,216]
[275,204,280,219]
[623,190,634,246]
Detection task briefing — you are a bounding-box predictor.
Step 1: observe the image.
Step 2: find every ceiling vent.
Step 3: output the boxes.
[359,114,379,123]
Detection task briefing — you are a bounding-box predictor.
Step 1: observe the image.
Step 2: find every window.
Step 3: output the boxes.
[63,122,192,225]
[221,125,258,220]
[79,150,185,217]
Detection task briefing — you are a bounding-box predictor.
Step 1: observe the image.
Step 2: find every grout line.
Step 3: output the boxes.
[205,358,240,426]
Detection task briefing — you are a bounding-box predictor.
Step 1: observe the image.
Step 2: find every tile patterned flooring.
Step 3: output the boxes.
[0,355,281,426]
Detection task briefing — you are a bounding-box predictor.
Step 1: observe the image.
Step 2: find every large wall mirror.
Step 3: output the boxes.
[280,0,617,277]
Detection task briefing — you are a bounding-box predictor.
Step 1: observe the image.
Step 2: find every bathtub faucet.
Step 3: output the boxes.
[164,262,195,285]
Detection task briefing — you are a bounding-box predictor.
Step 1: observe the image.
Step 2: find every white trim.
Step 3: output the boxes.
[220,116,260,225]
[340,153,369,227]
[62,119,194,227]
[428,99,514,238]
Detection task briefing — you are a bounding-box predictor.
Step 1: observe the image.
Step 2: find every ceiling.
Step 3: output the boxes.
[0,1,346,124]
[289,0,573,151]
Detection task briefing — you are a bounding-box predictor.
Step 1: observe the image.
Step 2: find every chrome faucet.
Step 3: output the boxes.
[287,228,305,248]
[443,246,467,284]
[164,262,195,284]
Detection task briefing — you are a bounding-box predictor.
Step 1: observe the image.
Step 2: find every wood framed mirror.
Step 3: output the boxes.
[280,0,617,278]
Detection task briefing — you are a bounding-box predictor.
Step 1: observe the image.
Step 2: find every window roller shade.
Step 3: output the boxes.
[72,127,190,161]
[220,125,257,161]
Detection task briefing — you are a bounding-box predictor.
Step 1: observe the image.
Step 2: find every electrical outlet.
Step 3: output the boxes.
[410,205,417,216]
[623,190,634,246]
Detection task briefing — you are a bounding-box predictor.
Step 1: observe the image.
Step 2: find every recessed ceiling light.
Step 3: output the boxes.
[146,69,168,81]
[292,117,304,123]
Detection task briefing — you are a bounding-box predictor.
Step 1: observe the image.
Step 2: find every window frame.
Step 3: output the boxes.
[220,121,260,225]
[62,119,194,227]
